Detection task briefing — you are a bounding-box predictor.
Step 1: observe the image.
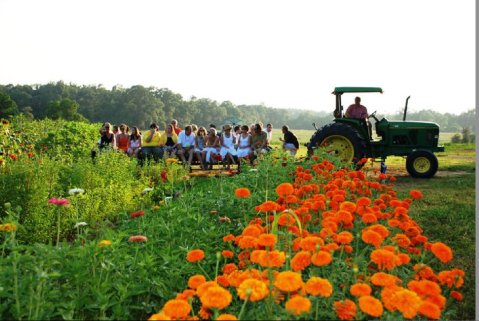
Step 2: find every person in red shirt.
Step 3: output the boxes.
[171,119,182,135]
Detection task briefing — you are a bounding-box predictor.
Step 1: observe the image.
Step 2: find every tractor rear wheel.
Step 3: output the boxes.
[406,150,438,178]
[309,123,368,168]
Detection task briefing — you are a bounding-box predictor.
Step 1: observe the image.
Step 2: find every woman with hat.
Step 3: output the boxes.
[219,124,237,169]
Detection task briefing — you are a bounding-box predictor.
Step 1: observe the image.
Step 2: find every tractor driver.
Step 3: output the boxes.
[345,97,368,119]
[345,96,373,139]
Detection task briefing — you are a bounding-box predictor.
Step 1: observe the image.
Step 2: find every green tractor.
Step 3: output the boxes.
[306,87,445,178]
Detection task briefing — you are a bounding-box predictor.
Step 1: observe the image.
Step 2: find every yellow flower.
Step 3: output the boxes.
[152,206,160,210]
[99,240,112,248]
[166,158,178,163]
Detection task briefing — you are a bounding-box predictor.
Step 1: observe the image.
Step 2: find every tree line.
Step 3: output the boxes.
[0,81,475,132]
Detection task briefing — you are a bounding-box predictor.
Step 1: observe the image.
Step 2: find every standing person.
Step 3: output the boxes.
[171,119,182,136]
[160,124,178,159]
[177,125,196,169]
[236,125,251,159]
[219,124,237,169]
[264,123,273,152]
[204,127,220,170]
[249,123,256,134]
[116,124,130,153]
[113,125,120,142]
[279,125,300,157]
[127,126,142,158]
[248,123,268,163]
[194,126,208,170]
[91,122,116,159]
[142,123,163,162]
[100,122,116,151]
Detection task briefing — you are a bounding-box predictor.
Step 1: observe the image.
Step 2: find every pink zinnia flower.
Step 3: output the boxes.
[48,198,70,206]
[128,235,148,243]
[130,211,145,219]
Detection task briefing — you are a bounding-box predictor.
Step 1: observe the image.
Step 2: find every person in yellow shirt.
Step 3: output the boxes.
[142,123,163,162]
[160,124,179,159]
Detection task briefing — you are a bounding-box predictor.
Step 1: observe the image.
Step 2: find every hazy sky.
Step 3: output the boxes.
[0,0,475,115]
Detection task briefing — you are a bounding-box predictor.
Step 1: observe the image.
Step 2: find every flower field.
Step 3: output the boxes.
[0,116,474,320]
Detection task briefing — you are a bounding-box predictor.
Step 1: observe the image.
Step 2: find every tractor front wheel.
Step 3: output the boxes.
[406,150,439,178]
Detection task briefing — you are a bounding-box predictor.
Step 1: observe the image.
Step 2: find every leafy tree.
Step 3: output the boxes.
[152,88,183,122]
[461,127,472,143]
[451,133,462,143]
[0,91,20,118]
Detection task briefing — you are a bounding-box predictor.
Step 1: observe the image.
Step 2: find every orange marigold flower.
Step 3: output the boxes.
[410,190,423,199]
[437,269,464,288]
[216,314,238,320]
[238,236,257,249]
[305,277,333,297]
[419,301,441,320]
[339,201,357,213]
[334,299,357,320]
[450,291,463,301]
[371,272,401,287]
[223,234,235,242]
[186,249,205,262]
[334,210,353,225]
[237,279,269,301]
[148,313,171,320]
[358,295,383,317]
[390,289,421,319]
[222,263,237,275]
[278,213,296,226]
[242,225,262,237]
[274,271,303,292]
[368,224,391,239]
[285,296,311,316]
[162,299,191,319]
[222,250,234,258]
[362,213,378,224]
[356,197,372,207]
[430,242,453,263]
[258,250,286,268]
[361,230,383,249]
[215,275,230,288]
[276,183,294,196]
[196,281,220,297]
[371,249,397,270]
[200,286,232,310]
[258,200,280,213]
[188,275,206,289]
[290,251,312,272]
[299,236,324,251]
[350,283,372,296]
[176,289,196,301]
[311,251,332,266]
[336,231,354,244]
[407,280,441,298]
[235,188,251,198]
[198,306,212,320]
[257,233,277,247]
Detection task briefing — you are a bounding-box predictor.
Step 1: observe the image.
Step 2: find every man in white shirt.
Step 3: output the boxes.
[264,123,273,151]
[177,125,196,168]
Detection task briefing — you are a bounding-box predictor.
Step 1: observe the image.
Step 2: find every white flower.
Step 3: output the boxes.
[165,196,173,202]
[143,188,154,192]
[249,169,258,172]
[69,188,85,194]
[74,222,88,228]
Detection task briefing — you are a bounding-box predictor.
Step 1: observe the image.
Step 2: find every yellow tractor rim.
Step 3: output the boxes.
[413,156,431,173]
[321,135,355,163]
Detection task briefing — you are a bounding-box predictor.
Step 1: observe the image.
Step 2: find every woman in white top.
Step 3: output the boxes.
[219,124,237,169]
[236,125,251,159]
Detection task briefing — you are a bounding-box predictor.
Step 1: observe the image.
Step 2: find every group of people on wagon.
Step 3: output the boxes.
[93,119,300,170]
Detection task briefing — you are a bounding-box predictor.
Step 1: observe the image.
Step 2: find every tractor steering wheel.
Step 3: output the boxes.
[368,110,379,122]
